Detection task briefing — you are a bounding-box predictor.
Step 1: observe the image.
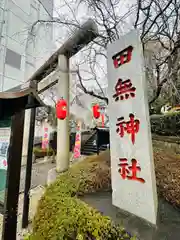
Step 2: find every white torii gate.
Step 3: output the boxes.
[37,69,98,128]
[22,19,98,173]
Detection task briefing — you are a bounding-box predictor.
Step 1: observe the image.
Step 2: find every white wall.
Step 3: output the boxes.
[0,0,54,91]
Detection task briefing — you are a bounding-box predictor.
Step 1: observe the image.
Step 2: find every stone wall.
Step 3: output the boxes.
[152,134,180,154]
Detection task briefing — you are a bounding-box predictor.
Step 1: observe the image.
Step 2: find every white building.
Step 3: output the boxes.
[0,0,54,165]
[0,0,54,91]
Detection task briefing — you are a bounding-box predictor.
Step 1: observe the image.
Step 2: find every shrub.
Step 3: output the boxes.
[150,112,180,136]
[30,151,135,240]
[33,147,54,158]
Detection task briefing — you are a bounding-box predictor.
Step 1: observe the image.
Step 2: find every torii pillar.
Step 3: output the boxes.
[56,55,70,172]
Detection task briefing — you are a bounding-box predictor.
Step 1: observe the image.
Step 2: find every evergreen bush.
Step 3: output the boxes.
[29,152,136,240]
[150,112,180,136]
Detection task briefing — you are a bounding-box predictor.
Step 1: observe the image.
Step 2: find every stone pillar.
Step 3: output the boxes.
[21,109,31,166]
[56,55,70,172]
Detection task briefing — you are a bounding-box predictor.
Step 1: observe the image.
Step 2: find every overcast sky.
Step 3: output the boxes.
[43,0,136,109]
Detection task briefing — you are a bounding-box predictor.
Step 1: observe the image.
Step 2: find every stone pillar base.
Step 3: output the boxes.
[44,156,49,162]
[47,168,58,186]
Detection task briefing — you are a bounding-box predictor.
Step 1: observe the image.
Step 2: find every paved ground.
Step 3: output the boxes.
[0,157,85,239]
[0,160,55,206]
[0,160,55,239]
[19,156,84,193]
[0,185,45,240]
[19,160,56,192]
[81,191,180,240]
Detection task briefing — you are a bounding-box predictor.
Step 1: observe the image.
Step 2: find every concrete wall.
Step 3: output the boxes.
[0,0,54,91]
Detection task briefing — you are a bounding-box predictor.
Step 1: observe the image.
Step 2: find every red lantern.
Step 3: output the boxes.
[56,98,67,120]
[92,104,100,119]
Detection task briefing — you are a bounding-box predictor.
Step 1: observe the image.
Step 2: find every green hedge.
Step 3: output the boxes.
[29,153,136,240]
[150,113,180,136]
[33,147,54,158]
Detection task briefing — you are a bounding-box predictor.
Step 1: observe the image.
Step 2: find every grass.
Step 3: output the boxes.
[153,141,180,207]
[70,140,180,209]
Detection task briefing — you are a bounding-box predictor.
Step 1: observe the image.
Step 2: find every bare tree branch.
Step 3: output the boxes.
[149,78,168,105]
[134,0,142,28]
[76,66,108,104]
[26,0,180,110]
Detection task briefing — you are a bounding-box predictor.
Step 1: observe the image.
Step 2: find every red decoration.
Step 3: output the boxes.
[56,98,67,120]
[112,46,133,69]
[42,127,49,149]
[3,160,7,167]
[118,158,145,183]
[116,113,140,144]
[75,133,80,142]
[92,104,100,119]
[73,125,81,159]
[101,114,105,127]
[44,133,48,138]
[113,78,136,101]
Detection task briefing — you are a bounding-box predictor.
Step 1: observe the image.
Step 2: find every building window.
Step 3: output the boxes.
[26,61,34,67]
[5,48,22,69]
